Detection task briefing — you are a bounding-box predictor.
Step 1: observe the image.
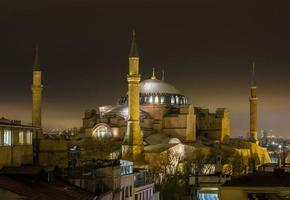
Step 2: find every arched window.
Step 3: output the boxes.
[149,96,153,103]
[160,96,164,104]
[154,96,159,104]
[4,129,11,146]
[171,96,175,104]
[92,125,112,138]
[26,131,32,144]
[19,131,24,144]
[175,96,179,104]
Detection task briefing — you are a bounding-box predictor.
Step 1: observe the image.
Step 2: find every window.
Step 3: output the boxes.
[130,185,132,197]
[171,96,175,104]
[4,129,11,146]
[92,125,112,138]
[175,96,179,104]
[125,186,129,197]
[19,131,24,144]
[160,96,164,104]
[149,96,153,103]
[122,187,125,200]
[26,131,32,144]
[135,194,138,200]
[154,96,158,104]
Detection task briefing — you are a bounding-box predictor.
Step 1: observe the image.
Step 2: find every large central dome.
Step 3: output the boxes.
[140,79,181,95]
[118,73,188,105]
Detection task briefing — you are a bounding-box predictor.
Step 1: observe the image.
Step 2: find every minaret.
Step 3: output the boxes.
[249,62,258,143]
[122,31,143,161]
[31,46,43,130]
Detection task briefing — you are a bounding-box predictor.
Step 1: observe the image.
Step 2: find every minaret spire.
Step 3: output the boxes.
[33,45,40,71]
[251,62,256,86]
[129,30,138,58]
[151,67,156,79]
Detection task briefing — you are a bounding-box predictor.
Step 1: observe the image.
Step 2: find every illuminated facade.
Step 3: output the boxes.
[83,84,230,145]
[82,33,231,154]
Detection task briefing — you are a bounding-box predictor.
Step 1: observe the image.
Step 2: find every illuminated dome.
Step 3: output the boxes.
[140,79,181,95]
[118,71,188,105]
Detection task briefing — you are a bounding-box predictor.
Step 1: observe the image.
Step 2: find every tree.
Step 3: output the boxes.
[147,149,186,200]
[227,152,247,176]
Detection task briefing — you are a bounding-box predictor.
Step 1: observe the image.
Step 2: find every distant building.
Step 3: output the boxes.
[258,163,290,172]
[259,130,290,164]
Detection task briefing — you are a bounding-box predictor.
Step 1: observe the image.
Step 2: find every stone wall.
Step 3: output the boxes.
[39,139,69,168]
[195,107,230,143]
[0,145,33,168]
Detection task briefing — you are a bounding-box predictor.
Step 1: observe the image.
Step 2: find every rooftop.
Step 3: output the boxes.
[222,170,290,187]
[0,117,37,129]
[0,175,95,200]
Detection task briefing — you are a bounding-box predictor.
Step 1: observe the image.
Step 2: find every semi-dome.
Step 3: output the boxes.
[118,70,189,106]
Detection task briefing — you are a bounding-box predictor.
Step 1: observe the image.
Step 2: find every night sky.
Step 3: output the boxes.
[1,0,290,137]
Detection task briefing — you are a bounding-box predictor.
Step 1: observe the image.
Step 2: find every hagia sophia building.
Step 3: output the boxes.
[83,32,230,145]
[81,31,269,164]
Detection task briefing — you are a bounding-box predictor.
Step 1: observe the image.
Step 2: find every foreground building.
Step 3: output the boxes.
[0,166,95,200]
[219,169,290,200]
[0,117,38,168]
[66,160,158,200]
